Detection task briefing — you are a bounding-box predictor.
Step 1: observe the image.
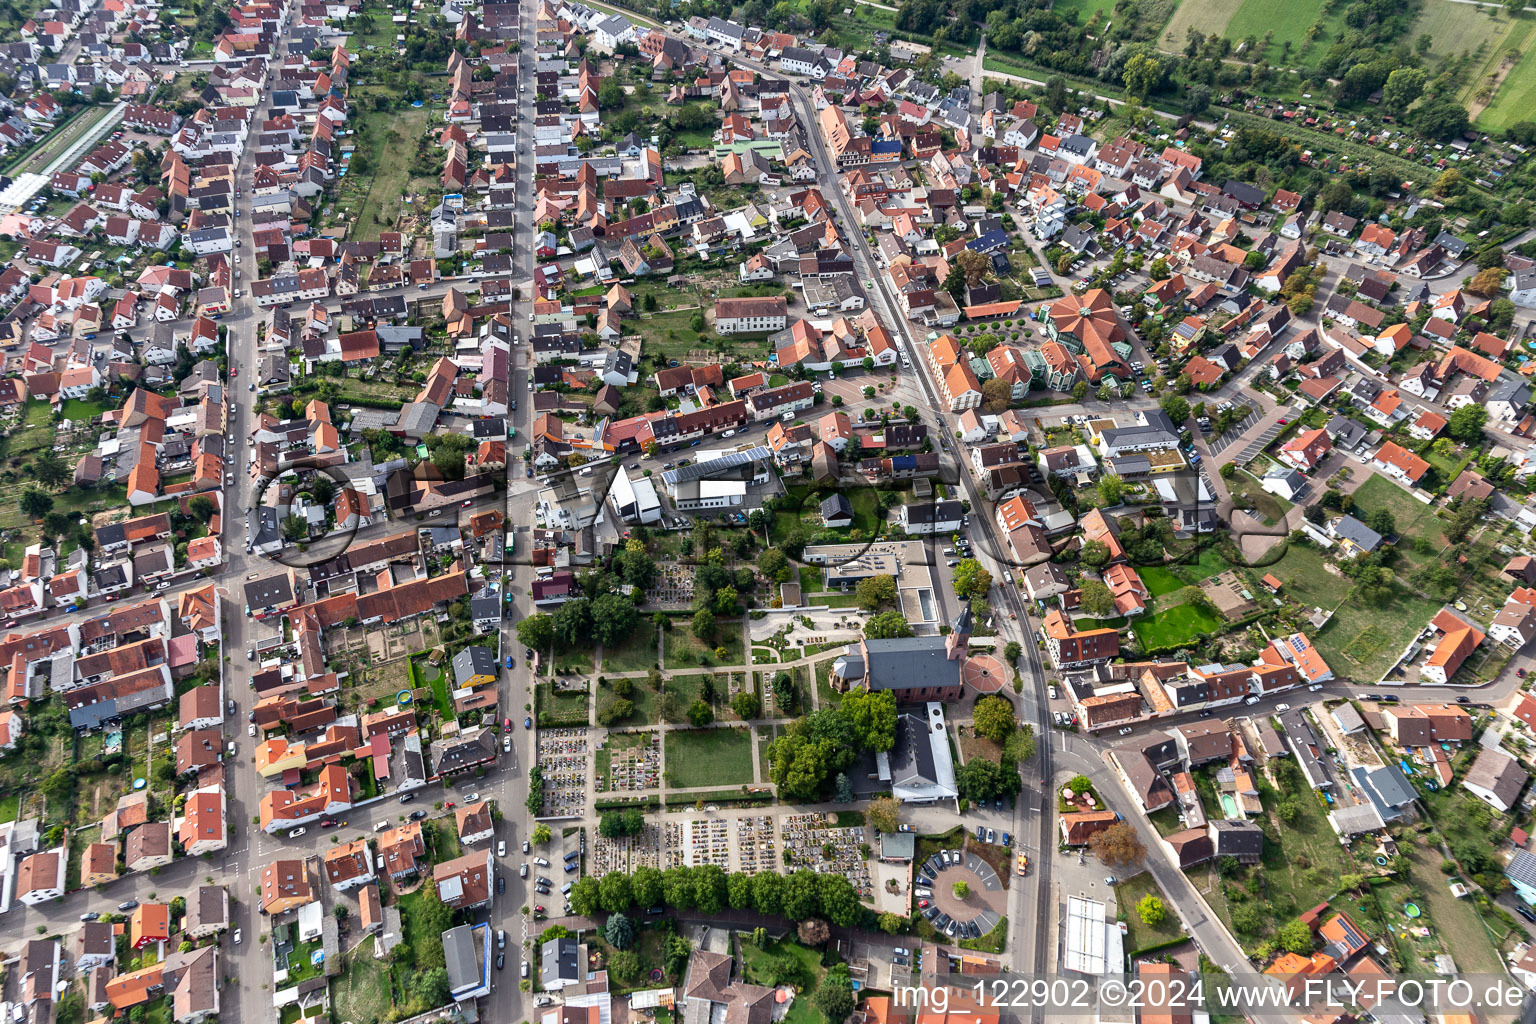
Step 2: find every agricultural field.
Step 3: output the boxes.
[1470,16,1536,127]
[1160,0,1353,68]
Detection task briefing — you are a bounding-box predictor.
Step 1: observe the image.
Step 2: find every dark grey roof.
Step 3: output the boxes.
[1356,764,1417,809]
[1325,415,1369,449]
[443,925,484,996]
[886,708,957,798]
[540,936,579,988]
[902,499,963,525]
[244,574,294,609]
[860,636,961,692]
[451,646,497,687]
[1330,514,1382,551]
[431,729,498,774]
[1209,819,1264,856]
[820,494,852,521]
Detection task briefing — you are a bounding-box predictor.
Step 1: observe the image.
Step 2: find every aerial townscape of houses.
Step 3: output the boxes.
[4,0,1536,1021]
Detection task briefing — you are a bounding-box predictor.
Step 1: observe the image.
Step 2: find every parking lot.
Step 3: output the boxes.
[914,848,1005,941]
[1209,407,1262,454]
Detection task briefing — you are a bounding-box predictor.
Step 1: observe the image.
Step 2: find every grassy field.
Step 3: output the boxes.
[1053,0,1119,24]
[1132,599,1223,648]
[1114,872,1187,954]
[1160,0,1348,66]
[601,626,657,673]
[1139,566,1186,598]
[1160,0,1243,53]
[1314,583,1441,683]
[1476,16,1536,127]
[536,682,590,726]
[662,623,744,670]
[1225,0,1328,55]
[740,938,827,1024]
[334,96,435,241]
[639,308,778,368]
[1353,475,1435,532]
[665,727,754,789]
[59,398,109,422]
[1403,842,1505,973]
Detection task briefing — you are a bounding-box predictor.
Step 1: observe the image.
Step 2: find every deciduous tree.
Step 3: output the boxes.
[1087,823,1146,870]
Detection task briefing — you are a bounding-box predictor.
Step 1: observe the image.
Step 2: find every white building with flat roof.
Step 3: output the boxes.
[1064,896,1122,975]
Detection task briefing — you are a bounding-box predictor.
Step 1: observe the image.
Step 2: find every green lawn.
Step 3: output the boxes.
[1480,28,1536,128]
[663,623,744,670]
[1115,873,1187,954]
[1225,0,1328,55]
[410,658,453,717]
[1352,475,1436,543]
[665,728,754,789]
[739,938,826,1024]
[59,398,109,422]
[1139,566,1186,598]
[772,484,884,543]
[0,792,20,824]
[536,682,590,727]
[601,626,658,673]
[1131,601,1223,649]
[333,951,394,1024]
[1160,0,1350,68]
[1053,0,1118,24]
[663,673,712,723]
[1255,541,1353,609]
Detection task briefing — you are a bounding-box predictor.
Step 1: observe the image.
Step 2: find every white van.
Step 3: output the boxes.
[374,821,390,832]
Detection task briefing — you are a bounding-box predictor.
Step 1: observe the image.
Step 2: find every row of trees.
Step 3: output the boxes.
[567,863,866,928]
